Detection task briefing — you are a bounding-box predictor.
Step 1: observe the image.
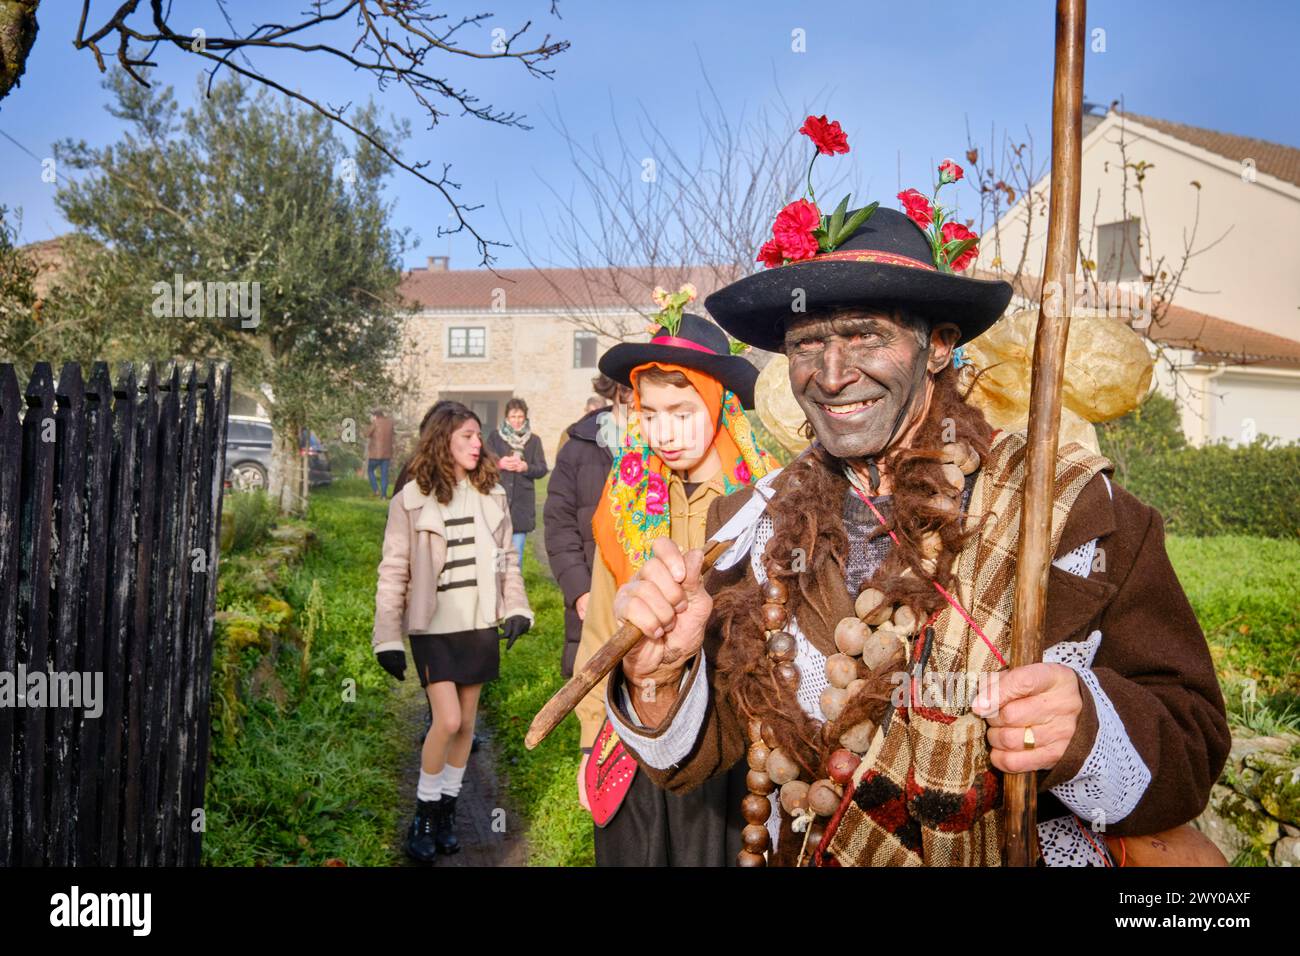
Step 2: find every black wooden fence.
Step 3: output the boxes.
[0,360,231,866]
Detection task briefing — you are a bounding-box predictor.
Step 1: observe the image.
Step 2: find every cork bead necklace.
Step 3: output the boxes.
[737,444,985,865]
[738,564,928,866]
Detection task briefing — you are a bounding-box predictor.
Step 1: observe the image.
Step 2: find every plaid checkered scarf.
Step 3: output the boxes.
[826,431,1109,867]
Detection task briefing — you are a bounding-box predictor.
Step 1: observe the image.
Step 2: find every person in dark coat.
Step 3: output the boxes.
[543,376,632,677]
[485,398,549,569]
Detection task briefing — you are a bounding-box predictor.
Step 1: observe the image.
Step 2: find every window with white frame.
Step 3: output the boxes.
[1096,219,1142,283]
[573,331,598,368]
[447,325,486,359]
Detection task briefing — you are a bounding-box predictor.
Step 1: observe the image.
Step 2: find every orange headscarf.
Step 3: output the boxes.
[592,362,774,588]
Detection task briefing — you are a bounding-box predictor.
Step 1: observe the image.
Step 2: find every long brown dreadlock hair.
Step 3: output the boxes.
[712,363,993,781]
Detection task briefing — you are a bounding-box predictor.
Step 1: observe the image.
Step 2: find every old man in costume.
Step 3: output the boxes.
[601,120,1230,867]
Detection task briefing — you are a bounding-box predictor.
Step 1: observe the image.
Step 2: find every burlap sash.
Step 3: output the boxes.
[826,432,1110,867]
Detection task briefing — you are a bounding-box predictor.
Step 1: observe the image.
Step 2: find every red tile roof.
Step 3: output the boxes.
[1120,111,1300,188]
[1147,302,1300,368]
[969,268,1300,368]
[399,263,742,313]
[405,260,1300,368]
[18,236,71,298]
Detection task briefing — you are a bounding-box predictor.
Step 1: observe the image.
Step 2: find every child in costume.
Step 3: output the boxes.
[372,402,534,864]
[573,291,775,866]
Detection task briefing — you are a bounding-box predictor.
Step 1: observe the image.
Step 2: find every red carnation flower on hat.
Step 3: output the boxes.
[757,239,785,269]
[897,188,934,229]
[798,115,850,156]
[734,459,751,484]
[938,159,964,184]
[772,198,821,262]
[940,221,979,271]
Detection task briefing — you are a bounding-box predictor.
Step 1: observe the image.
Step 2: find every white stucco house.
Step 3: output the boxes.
[977,107,1300,445]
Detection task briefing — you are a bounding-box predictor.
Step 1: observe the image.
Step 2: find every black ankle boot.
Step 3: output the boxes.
[404,799,440,864]
[434,794,461,855]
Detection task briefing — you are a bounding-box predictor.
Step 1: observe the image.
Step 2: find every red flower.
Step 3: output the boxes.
[644,472,668,514]
[938,159,964,184]
[897,188,934,229]
[620,454,643,486]
[757,239,785,269]
[940,221,979,271]
[772,198,822,261]
[798,115,850,155]
[733,459,751,484]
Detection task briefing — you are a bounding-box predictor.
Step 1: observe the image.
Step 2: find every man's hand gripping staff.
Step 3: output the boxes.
[611,538,714,727]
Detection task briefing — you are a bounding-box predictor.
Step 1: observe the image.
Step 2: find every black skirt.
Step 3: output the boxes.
[409,627,500,686]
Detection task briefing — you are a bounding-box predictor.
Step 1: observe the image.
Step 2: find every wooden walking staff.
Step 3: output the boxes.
[1002,0,1087,867]
[525,537,733,750]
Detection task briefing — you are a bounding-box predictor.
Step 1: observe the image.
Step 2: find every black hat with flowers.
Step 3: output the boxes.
[705,116,1014,353]
[599,286,759,408]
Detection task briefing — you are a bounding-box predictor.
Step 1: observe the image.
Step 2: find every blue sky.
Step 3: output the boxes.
[1,0,1294,271]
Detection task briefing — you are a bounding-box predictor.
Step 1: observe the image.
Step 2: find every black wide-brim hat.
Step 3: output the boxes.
[599,312,759,409]
[705,207,1014,353]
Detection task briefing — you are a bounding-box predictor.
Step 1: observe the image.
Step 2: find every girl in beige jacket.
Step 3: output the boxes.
[372,402,533,864]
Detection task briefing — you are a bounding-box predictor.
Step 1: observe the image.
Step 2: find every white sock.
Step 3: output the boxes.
[441,762,468,798]
[417,768,443,802]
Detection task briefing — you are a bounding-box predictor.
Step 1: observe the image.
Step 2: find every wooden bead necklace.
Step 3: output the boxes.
[736,440,982,866]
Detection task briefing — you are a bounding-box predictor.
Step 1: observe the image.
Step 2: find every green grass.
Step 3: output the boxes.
[481,473,595,866]
[203,479,411,865]
[202,477,1295,867]
[1167,534,1300,728]
[205,475,594,866]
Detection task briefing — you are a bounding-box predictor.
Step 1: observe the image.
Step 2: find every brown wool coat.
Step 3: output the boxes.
[606,459,1231,843]
[364,415,395,460]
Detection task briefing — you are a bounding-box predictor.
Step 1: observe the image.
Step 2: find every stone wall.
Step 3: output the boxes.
[1193,731,1300,866]
[395,310,627,464]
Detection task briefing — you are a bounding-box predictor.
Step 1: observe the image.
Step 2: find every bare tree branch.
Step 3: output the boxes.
[507,64,847,352]
[63,0,569,267]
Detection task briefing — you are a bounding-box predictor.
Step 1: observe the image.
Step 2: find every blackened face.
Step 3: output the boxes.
[784,310,951,460]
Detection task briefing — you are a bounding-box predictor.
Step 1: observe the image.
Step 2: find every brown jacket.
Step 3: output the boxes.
[607,461,1231,840]
[573,468,727,749]
[373,477,532,654]
[365,415,395,460]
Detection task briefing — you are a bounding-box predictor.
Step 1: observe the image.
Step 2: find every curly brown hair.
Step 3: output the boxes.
[407,402,499,503]
[712,364,993,781]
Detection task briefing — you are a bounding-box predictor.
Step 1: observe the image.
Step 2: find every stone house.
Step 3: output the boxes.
[394,257,738,460]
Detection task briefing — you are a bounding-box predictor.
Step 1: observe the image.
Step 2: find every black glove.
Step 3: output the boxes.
[376,649,407,681]
[500,615,531,651]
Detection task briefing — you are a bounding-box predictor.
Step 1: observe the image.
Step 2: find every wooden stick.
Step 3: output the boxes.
[1003,0,1087,867]
[524,537,734,750]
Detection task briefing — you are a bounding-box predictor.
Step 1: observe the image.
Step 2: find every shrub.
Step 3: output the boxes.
[224,489,279,553]
[1099,392,1299,538]
[1097,391,1186,484]
[328,443,364,477]
[1116,439,1300,538]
